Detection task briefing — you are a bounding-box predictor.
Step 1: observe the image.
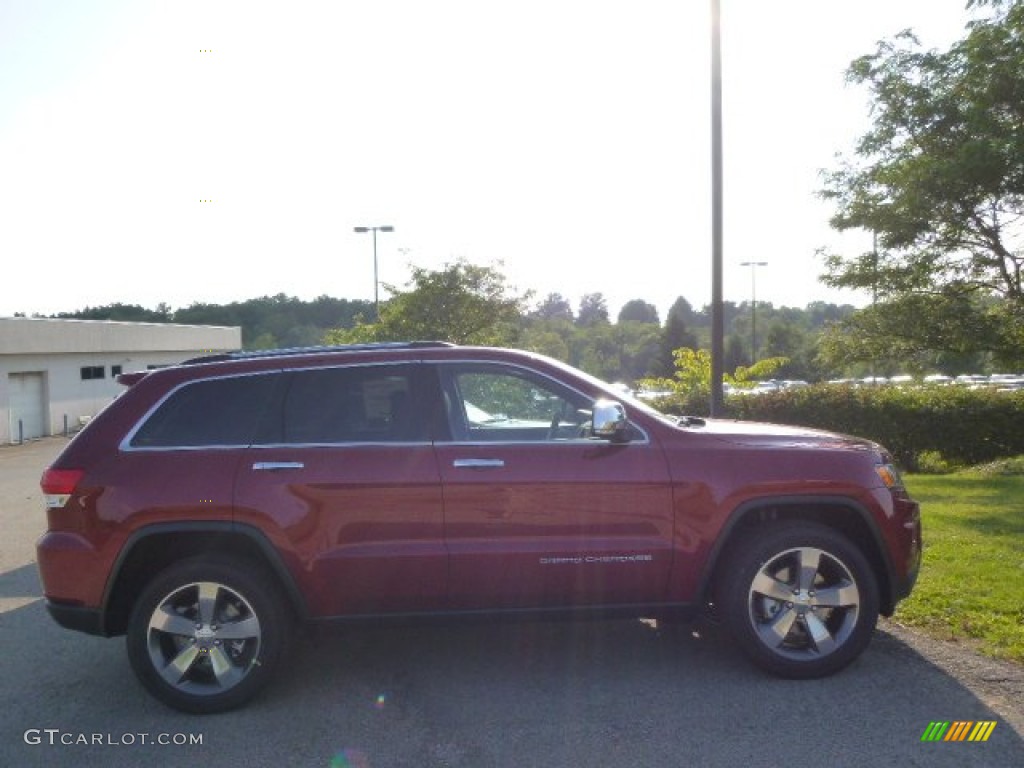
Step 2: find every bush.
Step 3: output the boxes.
[913,450,962,475]
[968,455,1024,477]
[651,385,1024,471]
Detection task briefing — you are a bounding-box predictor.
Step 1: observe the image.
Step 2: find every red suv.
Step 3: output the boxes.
[37,343,921,713]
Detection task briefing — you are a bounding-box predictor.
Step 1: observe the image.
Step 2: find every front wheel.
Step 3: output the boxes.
[126,556,291,713]
[718,522,879,679]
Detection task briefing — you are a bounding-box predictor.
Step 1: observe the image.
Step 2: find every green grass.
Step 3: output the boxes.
[893,470,1024,663]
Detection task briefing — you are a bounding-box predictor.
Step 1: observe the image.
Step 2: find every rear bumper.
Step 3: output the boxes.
[44,600,108,637]
[36,530,112,635]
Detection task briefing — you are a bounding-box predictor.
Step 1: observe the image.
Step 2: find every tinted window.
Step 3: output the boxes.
[131,374,278,447]
[265,366,423,444]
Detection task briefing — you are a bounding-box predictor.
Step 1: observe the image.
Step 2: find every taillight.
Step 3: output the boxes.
[41,468,85,508]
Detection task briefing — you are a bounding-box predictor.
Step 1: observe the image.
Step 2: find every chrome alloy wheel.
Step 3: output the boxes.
[747,546,861,660]
[145,581,262,696]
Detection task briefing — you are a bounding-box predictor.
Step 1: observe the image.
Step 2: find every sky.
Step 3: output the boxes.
[0,0,986,323]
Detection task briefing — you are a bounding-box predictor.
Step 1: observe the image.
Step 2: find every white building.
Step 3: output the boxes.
[1,318,241,443]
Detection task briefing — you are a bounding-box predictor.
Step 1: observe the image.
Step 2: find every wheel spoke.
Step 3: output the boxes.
[798,548,823,592]
[149,605,199,637]
[811,581,859,609]
[750,570,795,602]
[207,647,245,688]
[196,582,220,625]
[804,612,837,655]
[215,615,260,640]
[159,644,201,685]
[756,604,798,648]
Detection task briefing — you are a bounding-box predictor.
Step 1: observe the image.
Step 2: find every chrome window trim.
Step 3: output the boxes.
[247,440,435,450]
[119,356,651,451]
[120,361,422,452]
[437,439,625,447]
[123,441,437,453]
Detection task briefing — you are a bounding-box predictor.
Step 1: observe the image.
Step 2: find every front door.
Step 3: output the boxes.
[433,362,673,610]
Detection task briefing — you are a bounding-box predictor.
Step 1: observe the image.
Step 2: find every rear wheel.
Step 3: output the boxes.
[718,522,879,679]
[126,556,291,713]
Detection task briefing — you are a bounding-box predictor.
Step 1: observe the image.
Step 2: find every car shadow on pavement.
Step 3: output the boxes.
[2,581,1022,768]
[0,563,43,601]
[259,616,1024,767]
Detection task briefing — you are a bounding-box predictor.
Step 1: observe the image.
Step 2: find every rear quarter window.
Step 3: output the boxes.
[130,374,279,448]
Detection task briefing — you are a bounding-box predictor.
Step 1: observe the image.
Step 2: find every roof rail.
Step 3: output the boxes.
[181,341,455,365]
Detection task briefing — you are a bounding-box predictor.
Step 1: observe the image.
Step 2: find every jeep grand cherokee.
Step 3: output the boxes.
[37,343,921,713]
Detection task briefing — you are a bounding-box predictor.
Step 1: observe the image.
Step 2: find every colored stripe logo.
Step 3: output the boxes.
[921,721,997,742]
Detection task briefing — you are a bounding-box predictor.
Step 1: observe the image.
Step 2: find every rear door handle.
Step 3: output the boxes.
[452,459,505,469]
[252,461,305,471]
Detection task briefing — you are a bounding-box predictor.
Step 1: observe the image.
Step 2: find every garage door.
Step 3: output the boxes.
[8,372,46,442]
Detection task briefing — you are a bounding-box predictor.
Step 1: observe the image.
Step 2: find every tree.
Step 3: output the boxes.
[617,299,660,325]
[56,303,169,323]
[520,325,571,361]
[816,292,998,374]
[577,293,610,327]
[820,2,1024,368]
[531,293,574,321]
[655,296,700,377]
[637,349,789,412]
[325,260,529,346]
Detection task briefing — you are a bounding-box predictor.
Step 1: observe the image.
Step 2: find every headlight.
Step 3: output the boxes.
[875,463,904,490]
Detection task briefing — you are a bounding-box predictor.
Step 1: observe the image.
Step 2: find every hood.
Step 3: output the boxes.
[685,418,880,453]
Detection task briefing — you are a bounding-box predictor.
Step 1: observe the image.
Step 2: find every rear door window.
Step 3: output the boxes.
[258,365,426,445]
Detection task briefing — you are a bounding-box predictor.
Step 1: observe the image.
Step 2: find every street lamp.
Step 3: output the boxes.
[353,225,394,319]
[710,0,725,416]
[740,261,767,363]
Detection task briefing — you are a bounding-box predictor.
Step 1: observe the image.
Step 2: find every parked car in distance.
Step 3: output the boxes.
[988,373,1024,391]
[38,343,922,713]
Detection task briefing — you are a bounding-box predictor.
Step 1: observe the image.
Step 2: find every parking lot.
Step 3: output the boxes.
[2,437,1021,767]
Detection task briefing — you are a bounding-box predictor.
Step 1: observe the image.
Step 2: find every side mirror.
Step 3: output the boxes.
[592,399,630,443]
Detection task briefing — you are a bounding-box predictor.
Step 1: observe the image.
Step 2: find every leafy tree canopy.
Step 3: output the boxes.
[55,302,170,322]
[617,299,660,325]
[325,260,529,346]
[531,292,575,321]
[638,348,790,403]
[577,293,610,327]
[820,1,1024,366]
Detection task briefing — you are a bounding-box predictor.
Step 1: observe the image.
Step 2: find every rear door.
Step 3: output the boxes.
[115,372,279,537]
[433,361,674,610]
[235,363,447,617]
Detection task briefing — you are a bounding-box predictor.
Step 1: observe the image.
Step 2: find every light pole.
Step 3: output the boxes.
[710,0,725,417]
[740,261,767,363]
[353,225,394,319]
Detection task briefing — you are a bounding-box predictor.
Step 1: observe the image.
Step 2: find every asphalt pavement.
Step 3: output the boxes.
[2,437,1021,767]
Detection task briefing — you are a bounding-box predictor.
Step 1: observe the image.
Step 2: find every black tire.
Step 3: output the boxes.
[126,555,292,713]
[718,521,879,679]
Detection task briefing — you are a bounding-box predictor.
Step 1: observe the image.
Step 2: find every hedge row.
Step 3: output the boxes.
[653,385,1024,470]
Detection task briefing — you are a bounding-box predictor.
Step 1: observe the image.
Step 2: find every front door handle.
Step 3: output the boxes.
[452,458,505,469]
[252,461,305,471]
